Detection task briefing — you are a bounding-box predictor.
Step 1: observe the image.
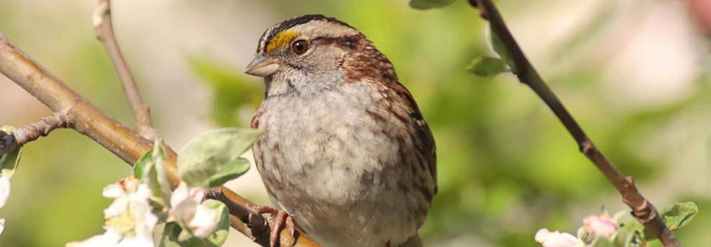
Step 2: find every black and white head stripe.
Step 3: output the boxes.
[256,14,355,53]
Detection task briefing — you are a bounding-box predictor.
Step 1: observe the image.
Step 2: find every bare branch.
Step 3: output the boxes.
[0,112,69,157]
[469,0,680,246]
[0,32,319,247]
[0,32,153,165]
[93,0,156,140]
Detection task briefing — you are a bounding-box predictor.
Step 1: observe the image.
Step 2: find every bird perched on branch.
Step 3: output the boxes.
[246,14,437,247]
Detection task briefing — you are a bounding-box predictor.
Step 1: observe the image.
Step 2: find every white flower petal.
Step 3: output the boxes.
[168,183,220,239]
[102,183,125,199]
[0,218,5,236]
[135,184,153,200]
[117,235,154,247]
[0,176,11,209]
[188,205,218,238]
[535,228,551,243]
[535,229,582,247]
[131,199,158,237]
[123,178,140,192]
[171,182,190,209]
[170,184,199,225]
[72,177,160,247]
[174,201,197,224]
[66,230,121,247]
[189,187,207,202]
[103,195,129,218]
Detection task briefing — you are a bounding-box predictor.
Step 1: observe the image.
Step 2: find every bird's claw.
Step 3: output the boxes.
[251,205,297,247]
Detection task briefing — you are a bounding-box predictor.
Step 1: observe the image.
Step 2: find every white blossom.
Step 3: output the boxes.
[170,182,218,239]
[102,182,125,198]
[0,175,10,237]
[535,228,584,247]
[67,177,158,247]
[67,229,121,247]
[0,175,10,209]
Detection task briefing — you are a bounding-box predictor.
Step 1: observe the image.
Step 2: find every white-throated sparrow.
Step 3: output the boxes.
[246,15,436,247]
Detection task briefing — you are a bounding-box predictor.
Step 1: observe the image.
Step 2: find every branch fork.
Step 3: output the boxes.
[92,0,156,140]
[0,1,319,246]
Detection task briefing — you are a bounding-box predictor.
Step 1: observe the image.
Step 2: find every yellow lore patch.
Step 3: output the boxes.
[266,30,300,53]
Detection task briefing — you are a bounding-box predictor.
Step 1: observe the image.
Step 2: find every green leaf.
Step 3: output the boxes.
[0,126,21,178]
[200,199,230,246]
[589,237,613,247]
[159,223,184,247]
[203,158,250,188]
[409,0,457,9]
[140,138,172,205]
[641,202,699,241]
[178,229,194,243]
[133,148,154,180]
[487,24,517,73]
[155,144,172,200]
[637,202,699,241]
[467,56,511,77]
[177,128,260,188]
[660,202,698,230]
[614,221,645,247]
[158,200,230,247]
[611,210,628,222]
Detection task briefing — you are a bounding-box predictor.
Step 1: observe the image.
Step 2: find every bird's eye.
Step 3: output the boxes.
[291,40,309,55]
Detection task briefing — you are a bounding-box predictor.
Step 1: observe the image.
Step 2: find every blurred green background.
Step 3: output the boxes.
[0,0,709,246]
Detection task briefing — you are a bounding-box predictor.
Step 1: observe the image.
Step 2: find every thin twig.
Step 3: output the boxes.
[469,0,680,246]
[0,31,319,247]
[93,0,156,140]
[0,112,69,157]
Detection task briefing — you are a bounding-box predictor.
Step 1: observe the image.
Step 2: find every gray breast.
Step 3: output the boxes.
[252,81,428,247]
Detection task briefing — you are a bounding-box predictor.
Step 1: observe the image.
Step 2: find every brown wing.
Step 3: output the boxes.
[341,37,437,196]
[388,81,438,195]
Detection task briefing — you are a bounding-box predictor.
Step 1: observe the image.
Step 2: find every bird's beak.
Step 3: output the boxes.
[245,53,280,77]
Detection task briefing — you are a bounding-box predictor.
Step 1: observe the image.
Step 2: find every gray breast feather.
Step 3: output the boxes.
[252,80,434,247]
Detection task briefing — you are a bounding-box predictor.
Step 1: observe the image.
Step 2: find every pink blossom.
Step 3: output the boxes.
[583,214,617,238]
[535,228,583,247]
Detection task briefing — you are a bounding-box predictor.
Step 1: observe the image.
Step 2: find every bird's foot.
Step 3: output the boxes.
[252,205,297,247]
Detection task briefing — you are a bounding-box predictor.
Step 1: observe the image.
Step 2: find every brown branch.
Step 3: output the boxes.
[0,112,69,157]
[209,187,321,247]
[0,31,319,247]
[93,0,156,140]
[0,32,152,165]
[469,0,680,246]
